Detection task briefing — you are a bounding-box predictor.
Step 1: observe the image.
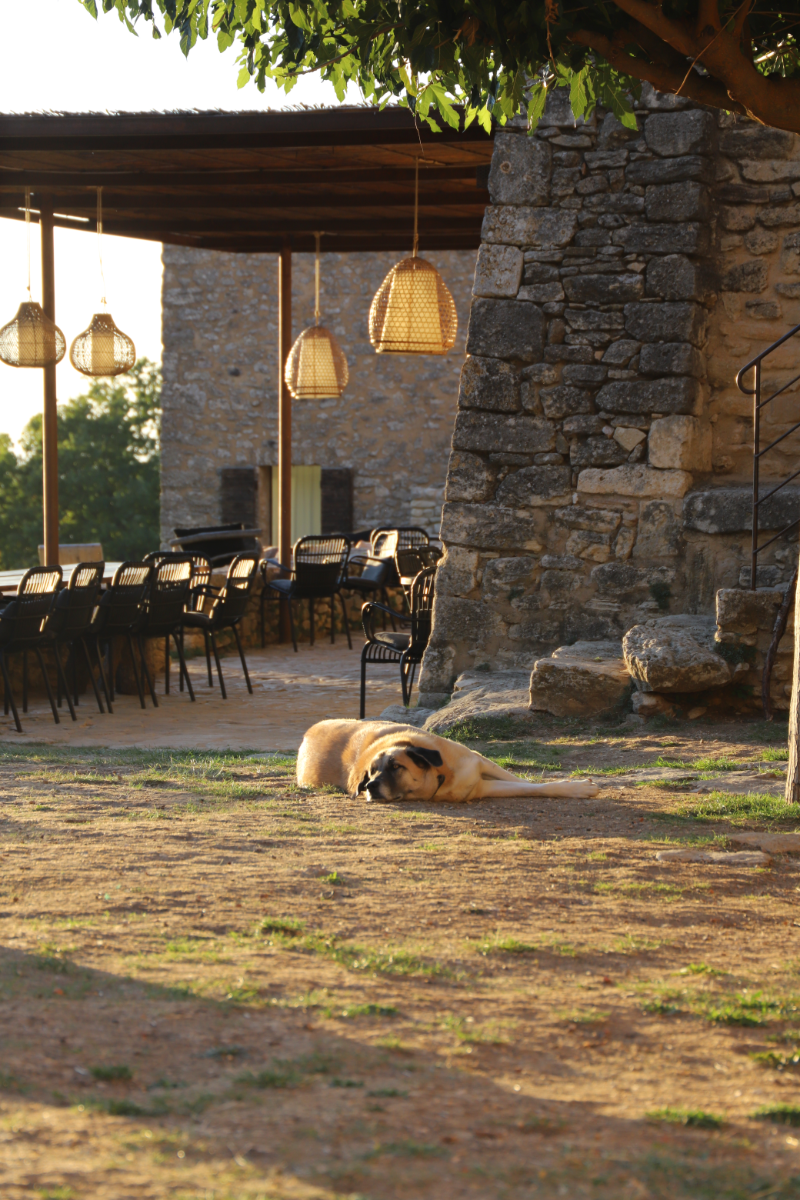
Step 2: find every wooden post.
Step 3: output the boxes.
[786,546,800,803]
[40,194,59,567]
[277,241,292,641]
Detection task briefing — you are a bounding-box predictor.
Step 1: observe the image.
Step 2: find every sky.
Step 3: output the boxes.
[0,0,355,443]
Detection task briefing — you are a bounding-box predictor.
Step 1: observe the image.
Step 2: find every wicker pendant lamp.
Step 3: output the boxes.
[0,192,66,369]
[70,189,136,378]
[285,233,348,400]
[369,161,457,356]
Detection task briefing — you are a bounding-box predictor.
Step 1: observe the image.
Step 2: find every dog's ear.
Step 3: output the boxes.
[356,771,369,794]
[405,746,443,771]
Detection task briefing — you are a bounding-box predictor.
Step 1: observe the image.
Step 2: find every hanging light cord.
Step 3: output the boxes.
[412,159,419,257]
[314,231,321,325]
[97,187,108,308]
[24,189,31,298]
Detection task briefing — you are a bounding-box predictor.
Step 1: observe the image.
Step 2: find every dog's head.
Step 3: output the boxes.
[356,743,445,802]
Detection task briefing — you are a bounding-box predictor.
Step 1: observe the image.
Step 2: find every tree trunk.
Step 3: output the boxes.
[786,550,800,804]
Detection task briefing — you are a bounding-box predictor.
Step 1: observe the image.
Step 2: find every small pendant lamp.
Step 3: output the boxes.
[285,233,349,399]
[0,191,66,369]
[369,160,457,355]
[70,189,136,378]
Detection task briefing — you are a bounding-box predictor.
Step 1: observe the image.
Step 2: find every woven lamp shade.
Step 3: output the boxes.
[285,324,349,399]
[0,301,66,368]
[369,255,457,355]
[70,313,136,378]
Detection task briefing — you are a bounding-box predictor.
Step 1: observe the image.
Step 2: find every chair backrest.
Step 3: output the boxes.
[409,565,436,651]
[53,561,105,638]
[395,527,430,550]
[93,561,153,636]
[395,546,426,582]
[291,535,349,598]
[371,529,399,558]
[144,550,210,609]
[0,566,62,644]
[210,554,260,626]
[144,557,194,637]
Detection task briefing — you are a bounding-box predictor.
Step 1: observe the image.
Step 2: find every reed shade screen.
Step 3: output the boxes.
[285,233,348,399]
[70,312,136,378]
[0,301,66,368]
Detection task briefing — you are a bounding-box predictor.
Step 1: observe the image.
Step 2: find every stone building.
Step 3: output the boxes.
[420,86,800,698]
[160,247,477,545]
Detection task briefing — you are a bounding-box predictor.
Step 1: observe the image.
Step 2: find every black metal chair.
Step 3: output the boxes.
[359,565,436,719]
[144,551,211,692]
[395,544,443,593]
[262,535,352,652]
[48,561,108,715]
[0,566,73,733]
[89,561,153,711]
[182,553,259,699]
[136,557,196,706]
[172,523,261,568]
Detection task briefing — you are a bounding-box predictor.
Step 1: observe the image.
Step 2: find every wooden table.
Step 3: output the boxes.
[0,563,124,594]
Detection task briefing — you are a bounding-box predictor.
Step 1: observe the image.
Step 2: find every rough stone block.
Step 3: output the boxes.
[571,436,628,470]
[744,229,778,255]
[639,342,704,377]
[645,110,716,157]
[444,450,497,504]
[613,223,708,255]
[722,259,769,293]
[529,642,631,716]
[561,415,607,436]
[645,255,711,301]
[645,182,709,222]
[496,464,573,506]
[482,556,538,598]
[648,415,711,471]
[623,615,733,693]
[595,376,699,415]
[481,205,578,248]
[716,587,784,632]
[633,500,681,558]
[720,126,796,159]
[614,426,646,452]
[626,155,711,185]
[459,356,521,413]
[562,364,607,386]
[440,503,545,550]
[591,561,674,597]
[562,273,644,304]
[473,244,524,298]
[539,384,593,419]
[518,282,565,303]
[721,206,756,232]
[683,487,800,533]
[487,131,552,206]
[757,203,800,228]
[453,410,555,454]
[565,309,626,332]
[435,546,480,596]
[565,529,613,561]
[602,339,641,365]
[466,299,545,362]
[578,465,692,498]
[780,232,800,275]
[554,506,621,533]
[624,301,707,346]
[423,680,533,735]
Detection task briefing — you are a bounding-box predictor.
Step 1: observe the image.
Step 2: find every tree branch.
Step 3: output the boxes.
[697,0,722,37]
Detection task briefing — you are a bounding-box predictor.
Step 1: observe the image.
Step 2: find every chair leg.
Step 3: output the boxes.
[22,649,28,713]
[260,587,266,649]
[338,591,353,650]
[1,652,21,732]
[400,651,414,708]
[173,632,195,702]
[233,624,253,695]
[360,644,370,720]
[126,633,146,709]
[138,635,159,707]
[203,630,214,686]
[329,595,336,645]
[51,646,77,722]
[79,638,105,714]
[94,640,113,714]
[73,645,79,707]
[309,597,315,647]
[288,599,298,654]
[35,646,60,725]
[210,632,227,699]
[164,635,170,695]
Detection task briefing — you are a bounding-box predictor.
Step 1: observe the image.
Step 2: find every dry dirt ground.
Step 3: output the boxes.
[2,713,800,1199]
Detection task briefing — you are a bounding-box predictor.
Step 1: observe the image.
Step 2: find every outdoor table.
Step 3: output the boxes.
[0,562,125,593]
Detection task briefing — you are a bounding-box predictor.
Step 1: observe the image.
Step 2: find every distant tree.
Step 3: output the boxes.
[0,359,161,568]
[84,0,800,135]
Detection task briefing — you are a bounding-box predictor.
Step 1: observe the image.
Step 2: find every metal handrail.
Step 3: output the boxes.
[736,321,800,589]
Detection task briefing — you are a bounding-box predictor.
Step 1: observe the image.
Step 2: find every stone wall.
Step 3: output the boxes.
[420,86,800,697]
[160,247,477,543]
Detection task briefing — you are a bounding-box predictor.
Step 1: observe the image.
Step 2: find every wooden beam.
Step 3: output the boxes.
[0,165,489,190]
[0,188,489,214]
[39,194,59,568]
[278,242,293,643]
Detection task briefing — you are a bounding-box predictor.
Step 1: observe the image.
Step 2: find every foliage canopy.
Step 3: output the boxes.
[0,359,161,569]
[84,0,800,134]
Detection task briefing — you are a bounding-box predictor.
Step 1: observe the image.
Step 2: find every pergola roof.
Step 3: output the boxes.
[0,107,494,254]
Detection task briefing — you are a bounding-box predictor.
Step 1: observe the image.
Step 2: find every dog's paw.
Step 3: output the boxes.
[572,779,599,798]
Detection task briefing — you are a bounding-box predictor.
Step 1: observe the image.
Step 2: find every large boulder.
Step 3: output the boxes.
[423,671,531,735]
[529,641,631,717]
[623,615,734,693]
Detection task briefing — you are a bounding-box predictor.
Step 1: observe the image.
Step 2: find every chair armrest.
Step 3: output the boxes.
[264,557,292,573]
[361,600,411,641]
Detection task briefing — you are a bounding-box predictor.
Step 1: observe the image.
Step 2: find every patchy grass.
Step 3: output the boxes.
[647,1107,724,1129]
[89,1064,132,1082]
[753,1105,800,1126]
[672,791,795,825]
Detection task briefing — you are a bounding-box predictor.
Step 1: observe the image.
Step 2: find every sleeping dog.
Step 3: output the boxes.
[297,719,599,803]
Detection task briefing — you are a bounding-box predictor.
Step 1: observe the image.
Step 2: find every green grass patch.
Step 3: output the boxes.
[259,916,304,937]
[647,1107,723,1129]
[237,1067,299,1089]
[290,931,448,978]
[679,962,726,977]
[672,790,794,826]
[202,1045,246,1059]
[475,935,538,956]
[90,1064,132,1082]
[561,1009,609,1025]
[703,992,791,1026]
[750,1050,800,1070]
[330,1003,398,1019]
[753,1105,800,1126]
[656,755,742,772]
[762,747,790,762]
[365,1140,447,1159]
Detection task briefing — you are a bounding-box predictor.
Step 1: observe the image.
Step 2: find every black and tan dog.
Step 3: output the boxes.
[297,719,599,803]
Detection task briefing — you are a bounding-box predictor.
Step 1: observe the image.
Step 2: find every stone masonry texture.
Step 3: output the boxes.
[419,85,800,694]
[160,248,476,543]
